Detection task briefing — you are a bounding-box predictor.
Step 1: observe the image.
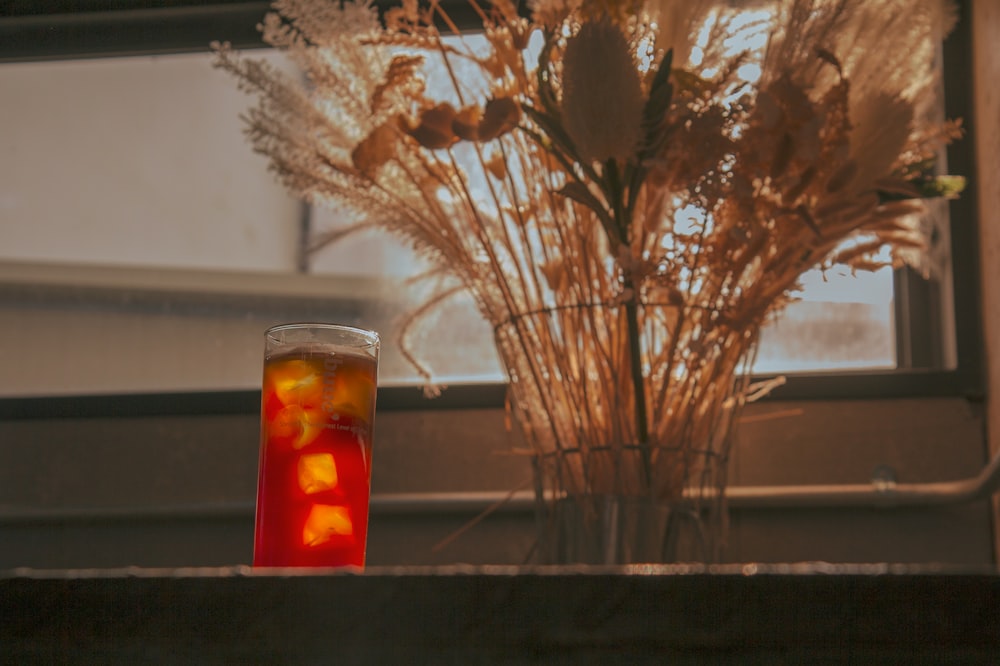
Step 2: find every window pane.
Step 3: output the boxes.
[309,220,898,382]
[0,47,916,396]
[755,268,895,374]
[308,217,506,383]
[0,52,301,272]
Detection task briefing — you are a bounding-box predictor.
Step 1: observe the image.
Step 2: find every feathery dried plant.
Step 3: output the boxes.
[214,0,963,520]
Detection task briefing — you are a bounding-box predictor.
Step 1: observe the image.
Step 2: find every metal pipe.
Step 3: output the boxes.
[721,446,1000,509]
[374,446,1000,512]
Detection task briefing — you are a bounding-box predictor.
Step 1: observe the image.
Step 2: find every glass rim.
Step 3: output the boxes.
[265,322,380,348]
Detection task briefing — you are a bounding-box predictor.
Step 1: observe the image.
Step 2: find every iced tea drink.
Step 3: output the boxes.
[254,324,379,568]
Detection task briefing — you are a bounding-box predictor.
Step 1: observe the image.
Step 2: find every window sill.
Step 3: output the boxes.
[0,258,387,305]
[3,564,999,662]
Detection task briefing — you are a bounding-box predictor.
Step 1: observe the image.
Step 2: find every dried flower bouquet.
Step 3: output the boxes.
[215,0,963,523]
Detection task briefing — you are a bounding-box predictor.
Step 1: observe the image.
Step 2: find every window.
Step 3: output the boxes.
[0,0,990,571]
[0,17,972,397]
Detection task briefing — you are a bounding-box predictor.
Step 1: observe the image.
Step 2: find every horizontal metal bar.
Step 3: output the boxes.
[0,385,509,420]
[0,259,389,303]
[2,449,998,527]
[380,451,1000,510]
[723,442,1000,509]
[0,501,254,525]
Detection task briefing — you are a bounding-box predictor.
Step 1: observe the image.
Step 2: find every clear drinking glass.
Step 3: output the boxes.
[254,323,380,568]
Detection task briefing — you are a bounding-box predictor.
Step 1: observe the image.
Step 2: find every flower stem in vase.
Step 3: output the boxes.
[624,290,652,495]
[604,157,652,497]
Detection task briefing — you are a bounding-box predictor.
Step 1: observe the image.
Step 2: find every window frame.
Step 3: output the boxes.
[0,0,984,409]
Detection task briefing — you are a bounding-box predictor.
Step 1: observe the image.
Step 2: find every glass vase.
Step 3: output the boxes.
[535,494,709,565]
[493,301,755,564]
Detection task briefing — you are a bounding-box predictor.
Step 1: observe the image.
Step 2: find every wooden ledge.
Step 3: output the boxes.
[3,564,1000,662]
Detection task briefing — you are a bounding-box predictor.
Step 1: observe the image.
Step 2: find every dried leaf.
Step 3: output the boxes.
[478,97,520,141]
[404,103,459,150]
[829,238,885,266]
[826,160,858,193]
[539,259,570,292]
[795,204,822,237]
[873,177,922,199]
[351,122,398,177]
[485,152,507,180]
[639,49,674,158]
[770,133,794,180]
[557,181,617,242]
[452,106,481,142]
[871,199,926,219]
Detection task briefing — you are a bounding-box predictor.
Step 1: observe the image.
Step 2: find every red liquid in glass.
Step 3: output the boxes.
[254,349,377,568]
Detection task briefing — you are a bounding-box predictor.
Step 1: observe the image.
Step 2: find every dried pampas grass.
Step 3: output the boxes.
[216,0,963,514]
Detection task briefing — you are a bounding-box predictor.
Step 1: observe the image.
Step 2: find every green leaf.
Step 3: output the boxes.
[878,174,967,202]
[923,175,966,199]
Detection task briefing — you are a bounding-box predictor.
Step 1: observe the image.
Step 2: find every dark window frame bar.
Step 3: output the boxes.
[0,0,984,414]
[0,367,983,422]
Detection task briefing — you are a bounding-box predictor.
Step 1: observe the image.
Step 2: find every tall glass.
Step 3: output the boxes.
[254,323,380,568]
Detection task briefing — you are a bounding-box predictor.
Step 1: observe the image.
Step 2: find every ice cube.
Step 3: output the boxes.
[302,504,353,547]
[269,359,323,406]
[298,453,338,494]
[321,357,376,423]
